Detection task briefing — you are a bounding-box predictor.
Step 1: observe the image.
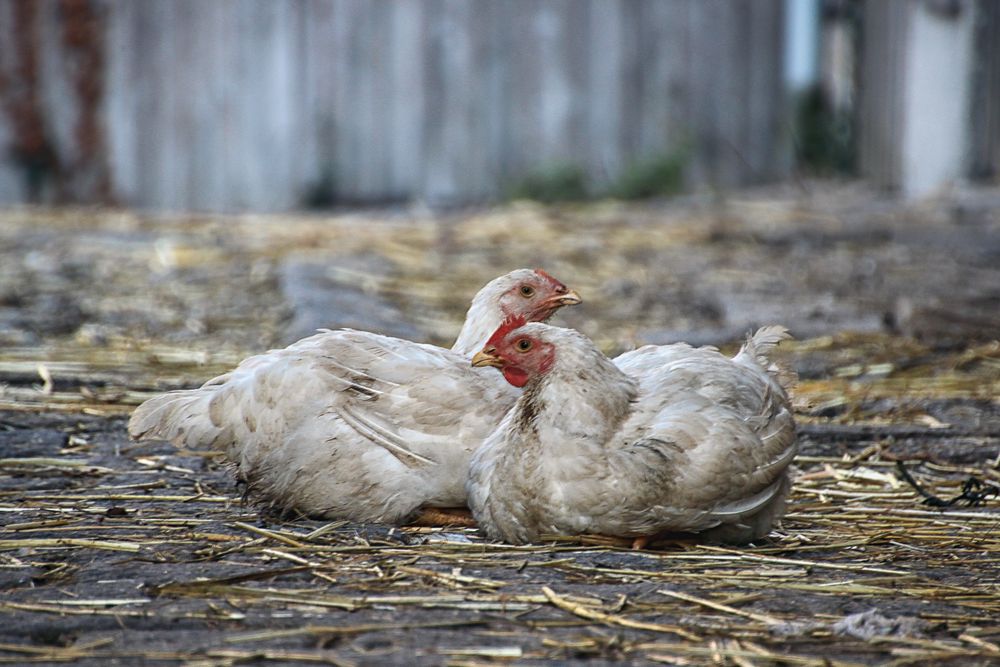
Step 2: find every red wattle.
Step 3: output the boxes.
[502,366,530,388]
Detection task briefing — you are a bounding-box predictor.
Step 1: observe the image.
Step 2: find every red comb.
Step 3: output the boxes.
[486,315,527,348]
[533,268,566,290]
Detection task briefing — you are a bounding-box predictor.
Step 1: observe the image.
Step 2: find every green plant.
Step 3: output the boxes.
[507,163,589,203]
[793,84,855,174]
[610,150,688,200]
[303,162,337,209]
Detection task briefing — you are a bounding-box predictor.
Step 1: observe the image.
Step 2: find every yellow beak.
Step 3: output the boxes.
[554,289,582,307]
[471,349,504,368]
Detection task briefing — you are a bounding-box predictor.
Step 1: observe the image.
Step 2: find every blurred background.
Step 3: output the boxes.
[3,5,999,663]
[1,0,998,210]
[0,0,998,412]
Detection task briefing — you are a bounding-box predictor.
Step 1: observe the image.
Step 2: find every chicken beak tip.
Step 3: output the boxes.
[559,290,582,306]
[471,350,503,368]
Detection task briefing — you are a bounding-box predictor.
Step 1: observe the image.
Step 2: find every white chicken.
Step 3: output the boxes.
[128,269,580,524]
[468,318,797,546]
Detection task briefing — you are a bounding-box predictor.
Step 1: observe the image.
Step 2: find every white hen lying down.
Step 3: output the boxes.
[468,321,797,546]
[128,269,580,523]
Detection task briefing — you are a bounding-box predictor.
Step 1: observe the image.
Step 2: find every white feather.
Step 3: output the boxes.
[468,325,798,545]
[128,269,566,524]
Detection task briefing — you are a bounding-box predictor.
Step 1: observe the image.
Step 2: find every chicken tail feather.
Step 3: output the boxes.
[736,325,797,390]
[128,387,231,450]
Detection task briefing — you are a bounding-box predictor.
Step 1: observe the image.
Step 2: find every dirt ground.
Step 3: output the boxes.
[1,181,999,665]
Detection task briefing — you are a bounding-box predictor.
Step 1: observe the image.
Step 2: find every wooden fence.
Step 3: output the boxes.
[858,0,1000,197]
[0,0,788,211]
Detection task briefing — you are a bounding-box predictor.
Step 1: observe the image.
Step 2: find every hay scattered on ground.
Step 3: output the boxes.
[1,186,999,664]
[1,407,998,665]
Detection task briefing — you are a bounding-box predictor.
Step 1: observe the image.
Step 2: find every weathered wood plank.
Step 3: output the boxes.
[0,0,790,210]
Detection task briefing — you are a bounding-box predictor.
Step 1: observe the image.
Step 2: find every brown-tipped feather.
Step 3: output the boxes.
[128,384,231,449]
[737,325,798,391]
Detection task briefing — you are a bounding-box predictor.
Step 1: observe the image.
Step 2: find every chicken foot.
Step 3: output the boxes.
[408,507,478,528]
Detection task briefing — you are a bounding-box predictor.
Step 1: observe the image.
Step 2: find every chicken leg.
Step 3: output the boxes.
[408,507,478,528]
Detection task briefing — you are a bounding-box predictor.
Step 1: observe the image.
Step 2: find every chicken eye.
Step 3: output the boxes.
[516,339,532,352]
[519,285,535,298]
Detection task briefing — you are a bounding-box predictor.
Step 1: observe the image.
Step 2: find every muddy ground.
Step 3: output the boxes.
[1,181,999,665]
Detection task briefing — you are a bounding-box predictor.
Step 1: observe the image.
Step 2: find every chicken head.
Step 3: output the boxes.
[471,316,556,388]
[451,269,580,357]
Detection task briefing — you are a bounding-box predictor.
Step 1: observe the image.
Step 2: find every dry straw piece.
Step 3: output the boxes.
[1,196,999,664]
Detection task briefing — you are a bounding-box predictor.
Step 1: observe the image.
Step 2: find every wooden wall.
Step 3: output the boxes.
[857,0,908,193]
[0,0,789,212]
[969,0,1000,183]
[858,0,1000,197]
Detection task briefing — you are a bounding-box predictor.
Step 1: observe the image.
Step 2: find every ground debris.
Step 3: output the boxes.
[831,609,930,640]
[1,401,998,665]
[1,188,999,664]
